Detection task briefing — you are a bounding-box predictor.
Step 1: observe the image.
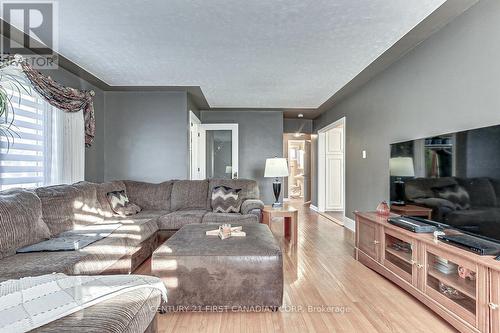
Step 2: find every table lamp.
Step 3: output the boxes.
[264,157,289,207]
[390,157,415,206]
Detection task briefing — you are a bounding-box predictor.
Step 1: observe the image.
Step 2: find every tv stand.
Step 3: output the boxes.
[355,211,500,333]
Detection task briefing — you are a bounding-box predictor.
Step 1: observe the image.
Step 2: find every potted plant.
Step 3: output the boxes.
[0,58,31,150]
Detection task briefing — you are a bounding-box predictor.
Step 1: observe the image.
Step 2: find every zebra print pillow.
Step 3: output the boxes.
[211,186,242,213]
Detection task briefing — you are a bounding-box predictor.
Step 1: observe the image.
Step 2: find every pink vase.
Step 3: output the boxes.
[376,201,390,216]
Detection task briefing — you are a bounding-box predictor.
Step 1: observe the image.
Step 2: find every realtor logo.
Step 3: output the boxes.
[1,0,58,68]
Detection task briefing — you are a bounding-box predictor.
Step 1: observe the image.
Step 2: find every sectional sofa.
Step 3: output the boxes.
[0,178,264,332]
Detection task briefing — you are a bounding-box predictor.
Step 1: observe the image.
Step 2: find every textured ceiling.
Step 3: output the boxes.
[47,1,446,108]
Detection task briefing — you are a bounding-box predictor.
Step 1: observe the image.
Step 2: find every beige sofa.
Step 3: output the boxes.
[0,178,264,332]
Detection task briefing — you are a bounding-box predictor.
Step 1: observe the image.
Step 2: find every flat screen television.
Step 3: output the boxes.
[390,124,500,244]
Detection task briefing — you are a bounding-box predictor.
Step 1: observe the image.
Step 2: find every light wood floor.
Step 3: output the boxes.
[135,202,457,333]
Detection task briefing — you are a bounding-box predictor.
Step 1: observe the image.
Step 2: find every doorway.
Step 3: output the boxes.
[189,111,202,180]
[199,123,239,179]
[318,117,345,223]
[283,134,311,204]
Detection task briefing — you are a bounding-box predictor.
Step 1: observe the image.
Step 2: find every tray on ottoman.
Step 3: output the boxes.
[151,223,283,311]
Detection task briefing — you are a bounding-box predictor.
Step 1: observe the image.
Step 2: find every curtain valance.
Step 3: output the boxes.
[20,62,96,147]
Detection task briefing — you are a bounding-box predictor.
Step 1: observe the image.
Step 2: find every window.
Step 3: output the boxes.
[0,75,85,190]
[0,83,50,190]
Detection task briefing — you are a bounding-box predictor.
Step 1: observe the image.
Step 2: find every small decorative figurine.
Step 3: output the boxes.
[205,224,246,239]
[458,265,476,281]
[376,201,390,216]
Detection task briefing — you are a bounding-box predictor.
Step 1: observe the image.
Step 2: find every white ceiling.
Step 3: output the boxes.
[51,0,447,108]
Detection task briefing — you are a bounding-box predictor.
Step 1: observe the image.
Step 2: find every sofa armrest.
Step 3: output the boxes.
[241,199,264,215]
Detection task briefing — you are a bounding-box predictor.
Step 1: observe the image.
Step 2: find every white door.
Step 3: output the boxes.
[199,124,239,179]
[189,112,202,180]
[325,126,344,210]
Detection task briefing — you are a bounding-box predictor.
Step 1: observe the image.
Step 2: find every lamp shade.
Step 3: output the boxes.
[390,157,415,177]
[264,158,289,177]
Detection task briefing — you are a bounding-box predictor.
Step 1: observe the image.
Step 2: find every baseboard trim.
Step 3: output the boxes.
[309,205,319,212]
[344,216,356,232]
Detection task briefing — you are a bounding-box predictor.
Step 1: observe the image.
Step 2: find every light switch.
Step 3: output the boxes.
[362,150,367,159]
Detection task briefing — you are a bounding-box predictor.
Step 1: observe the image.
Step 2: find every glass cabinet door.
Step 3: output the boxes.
[383,229,418,286]
[424,247,486,329]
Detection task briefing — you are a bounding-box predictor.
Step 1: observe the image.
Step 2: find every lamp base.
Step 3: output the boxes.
[272,179,282,208]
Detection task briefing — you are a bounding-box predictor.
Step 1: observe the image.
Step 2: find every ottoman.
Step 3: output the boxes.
[151,223,283,311]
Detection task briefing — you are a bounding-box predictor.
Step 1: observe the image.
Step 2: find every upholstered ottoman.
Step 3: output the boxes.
[151,223,283,311]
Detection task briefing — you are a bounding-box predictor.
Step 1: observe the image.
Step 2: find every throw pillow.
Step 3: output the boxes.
[211,186,242,213]
[106,190,141,216]
[433,184,471,210]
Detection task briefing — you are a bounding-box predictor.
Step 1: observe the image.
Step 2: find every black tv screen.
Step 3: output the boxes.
[390,124,500,244]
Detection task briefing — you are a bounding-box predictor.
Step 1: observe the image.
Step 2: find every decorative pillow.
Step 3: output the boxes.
[433,184,471,210]
[211,186,242,213]
[106,190,141,216]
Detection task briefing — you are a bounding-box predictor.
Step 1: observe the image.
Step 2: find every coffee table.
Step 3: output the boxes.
[151,223,283,311]
[262,205,298,245]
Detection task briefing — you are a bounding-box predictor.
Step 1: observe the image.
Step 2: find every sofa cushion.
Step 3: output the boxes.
[211,186,242,213]
[33,287,162,333]
[124,180,174,210]
[433,184,470,210]
[171,180,209,211]
[457,177,497,208]
[405,177,457,200]
[36,182,103,235]
[0,227,146,281]
[491,179,500,208]
[106,190,141,216]
[0,189,50,259]
[208,179,259,208]
[96,181,127,215]
[157,210,207,230]
[445,208,500,228]
[202,212,259,224]
[105,210,165,243]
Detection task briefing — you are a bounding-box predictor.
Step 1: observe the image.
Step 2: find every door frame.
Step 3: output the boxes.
[317,117,346,213]
[189,111,202,180]
[199,123,239,179]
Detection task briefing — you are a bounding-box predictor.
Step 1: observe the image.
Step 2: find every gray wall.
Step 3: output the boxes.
[201,111,284,204]
[41,67,105,182]
[312,0,500,218]
[283,118,313,134]
[187,95,200,119]
[104,91,189,182]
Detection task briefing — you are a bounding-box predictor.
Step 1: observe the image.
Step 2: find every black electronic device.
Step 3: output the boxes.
[388,216,437,233]
[390,123,500,245]
[437,234,500,256]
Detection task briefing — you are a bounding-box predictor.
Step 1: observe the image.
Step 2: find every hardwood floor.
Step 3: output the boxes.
[135,202,457,333]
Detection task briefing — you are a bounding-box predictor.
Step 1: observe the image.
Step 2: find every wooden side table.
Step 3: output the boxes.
[390,204,433,219]
[262,205,298,245]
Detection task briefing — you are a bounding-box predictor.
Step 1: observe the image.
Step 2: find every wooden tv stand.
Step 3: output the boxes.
[354,212,500,333]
